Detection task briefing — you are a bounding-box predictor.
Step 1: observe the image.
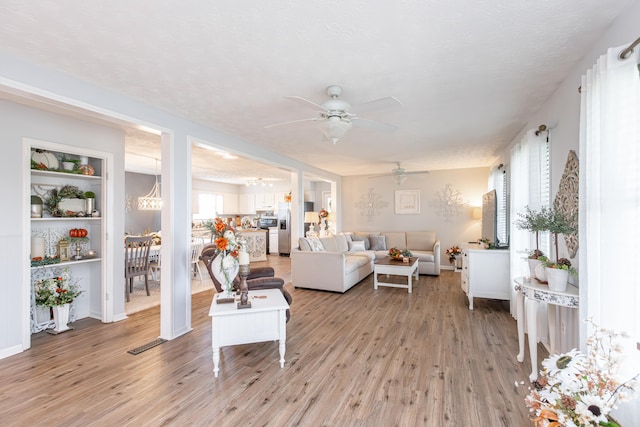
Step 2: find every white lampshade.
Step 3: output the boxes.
[304,211,319,223]
[472,207,482,220]
[317,117,352,144]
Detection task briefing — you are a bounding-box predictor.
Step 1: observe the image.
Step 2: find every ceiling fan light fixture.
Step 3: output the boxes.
[317,116,352,144]
[396,174,407,185]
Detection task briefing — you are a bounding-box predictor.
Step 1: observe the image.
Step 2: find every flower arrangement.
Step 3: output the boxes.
[446,245,462,264]
[204,218,243,289]
[524,320,639,426]
[318,209,329,221]
[544,257,577,276]
[388,247,412,259]
[34,267,82,306]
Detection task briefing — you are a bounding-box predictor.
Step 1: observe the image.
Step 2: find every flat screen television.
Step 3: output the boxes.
[481,190,497,245]
[481,189,509,248]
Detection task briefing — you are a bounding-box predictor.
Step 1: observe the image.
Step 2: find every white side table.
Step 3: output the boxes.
[514,277,579,381]
[208,288,289,377]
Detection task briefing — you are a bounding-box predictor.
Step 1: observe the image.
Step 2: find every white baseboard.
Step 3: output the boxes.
[0,344,25,360]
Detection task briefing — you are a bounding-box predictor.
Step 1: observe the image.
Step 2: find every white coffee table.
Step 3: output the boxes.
[374,256,419,293]
[208,288,289,377]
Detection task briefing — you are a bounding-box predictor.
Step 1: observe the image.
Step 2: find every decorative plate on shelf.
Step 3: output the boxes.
[31,149,59,170]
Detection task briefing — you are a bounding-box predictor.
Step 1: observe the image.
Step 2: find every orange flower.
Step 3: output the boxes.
[230,249,239,258]
[215,237,229,251]
[215,221,226,233]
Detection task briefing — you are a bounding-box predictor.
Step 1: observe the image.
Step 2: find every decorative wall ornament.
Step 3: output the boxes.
[429,184,468,222]
[394,190,420,214]
[125,194,136,213]
[355,188,388,220]
[553,150,579,258]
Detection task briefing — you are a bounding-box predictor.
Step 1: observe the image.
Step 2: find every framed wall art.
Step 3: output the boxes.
[395,190,420,214]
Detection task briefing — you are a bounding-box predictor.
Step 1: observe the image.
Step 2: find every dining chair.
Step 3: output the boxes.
[190,240,204,281]
[125,236,153,302]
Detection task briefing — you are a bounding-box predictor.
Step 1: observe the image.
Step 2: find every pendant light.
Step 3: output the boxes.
[138,159,163,210]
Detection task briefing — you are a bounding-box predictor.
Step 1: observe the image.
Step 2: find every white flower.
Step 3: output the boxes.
[542,349,586,379]
[575,395,609,424]
[223,230,235,240]
[221,254,237,270]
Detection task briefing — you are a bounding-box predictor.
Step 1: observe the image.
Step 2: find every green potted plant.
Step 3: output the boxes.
[542,208,577,290]
[83,191,96,215]
[60,156,79,171]
[515,206,550,277]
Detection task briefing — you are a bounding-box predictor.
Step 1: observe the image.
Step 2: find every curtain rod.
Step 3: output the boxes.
[619,36,640,60]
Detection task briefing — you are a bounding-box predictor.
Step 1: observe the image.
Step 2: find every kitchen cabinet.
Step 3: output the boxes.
[460,245,510,310]
[29,141,106,333]
[254,192,275,210]
[268,227,279,254]
[238,193,255,214]
[222,192,238,214]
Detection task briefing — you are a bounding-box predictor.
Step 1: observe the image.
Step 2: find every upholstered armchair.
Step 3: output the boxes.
[200,244,292,320]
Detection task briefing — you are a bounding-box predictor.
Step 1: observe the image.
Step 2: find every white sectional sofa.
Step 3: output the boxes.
[291,231,440,293]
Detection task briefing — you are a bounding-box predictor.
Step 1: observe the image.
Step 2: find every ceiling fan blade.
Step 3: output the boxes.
[351,116,397,133]
[285,96,328,112]
[264,117,320,129]
[404,170,430,175]
[368,173,394,179]
[356,96,402,114]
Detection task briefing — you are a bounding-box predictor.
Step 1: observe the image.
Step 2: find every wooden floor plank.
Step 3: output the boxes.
[0,257,543,426]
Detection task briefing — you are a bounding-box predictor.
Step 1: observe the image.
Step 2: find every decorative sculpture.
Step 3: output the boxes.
[554,150,579,258]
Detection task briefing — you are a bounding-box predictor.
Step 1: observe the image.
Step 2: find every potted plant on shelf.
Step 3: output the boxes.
[542,208,577,291]
[33,267,82,333]
[60,156,79,171]
[30,195,43,218]
[515,206,550,278]
[84,191,96,215]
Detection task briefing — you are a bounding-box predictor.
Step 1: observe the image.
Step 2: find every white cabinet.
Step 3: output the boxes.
[222,192,238,214]
[29,143,105,332]
[461,246,510,310]
[255,192,275,210]
[238,193,255,214]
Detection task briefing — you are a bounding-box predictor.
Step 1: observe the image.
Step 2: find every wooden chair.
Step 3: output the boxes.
[190,240,204,281]
[125,236,153,302]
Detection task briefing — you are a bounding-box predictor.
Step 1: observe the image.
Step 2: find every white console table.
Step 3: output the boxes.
[514,277,579,381]
[460,245,510,310]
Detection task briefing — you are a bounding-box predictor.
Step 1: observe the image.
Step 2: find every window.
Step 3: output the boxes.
[193,193,222,220]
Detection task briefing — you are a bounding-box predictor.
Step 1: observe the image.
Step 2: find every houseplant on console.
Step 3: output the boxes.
[515,206,551,278]
[543,208,577,291]
[34,267,82,333]
[205,218,242,297]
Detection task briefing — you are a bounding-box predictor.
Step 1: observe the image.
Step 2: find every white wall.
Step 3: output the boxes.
[0,99,125,358]
[496,2,640,423]
[342,167,489,265]
[125,172,161,234]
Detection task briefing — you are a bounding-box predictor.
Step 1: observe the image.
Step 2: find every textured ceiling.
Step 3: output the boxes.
[0,0,633,180]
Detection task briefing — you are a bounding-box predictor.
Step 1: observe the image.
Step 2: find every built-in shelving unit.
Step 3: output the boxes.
[29,141,106,333]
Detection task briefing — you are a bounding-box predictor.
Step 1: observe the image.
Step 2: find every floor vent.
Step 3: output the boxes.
[127,338,167,355]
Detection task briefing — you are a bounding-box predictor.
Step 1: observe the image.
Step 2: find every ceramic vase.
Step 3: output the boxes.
[546,268,569,292]
[212,254,239,297]
[534,263,547,283]
[52,303,71,333]
[528,258,543,278]
[35,305,52,324]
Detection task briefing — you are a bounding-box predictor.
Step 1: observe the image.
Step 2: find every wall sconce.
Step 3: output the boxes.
[472,207,482,220]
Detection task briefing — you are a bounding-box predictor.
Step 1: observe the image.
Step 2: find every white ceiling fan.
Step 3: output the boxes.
[368,162,430,185]
[264,85,401,144]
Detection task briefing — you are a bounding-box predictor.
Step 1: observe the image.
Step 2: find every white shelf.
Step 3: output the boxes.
[31,217,101,221]
[31,169,101,180]
[30,257,102,270]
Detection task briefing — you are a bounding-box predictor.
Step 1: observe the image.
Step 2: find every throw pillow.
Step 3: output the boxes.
[298,237,312,252]
[308,237,325,252]
[348,240,366,252]
[350,234,370,250]
[368,235,386,251]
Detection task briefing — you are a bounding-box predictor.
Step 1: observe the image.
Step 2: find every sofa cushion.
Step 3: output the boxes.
[320,236,338,252]
[298,237,312,252]
[384,232,407,250]
[406,231,436,250]
[368,234,386,251]
[335,234,349,252]
[308,237,325,252]
[350,234,370,250]
[412,250,435,262]
[344,254,370,274]
[348,240,366,252]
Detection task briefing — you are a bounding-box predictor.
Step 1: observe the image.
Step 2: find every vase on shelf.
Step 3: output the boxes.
[545,268,569,292]
[212,253,239,298]
[528,258,543,279]
[52,303,71,333]
[35,305,52,324]
[534,263,547,283]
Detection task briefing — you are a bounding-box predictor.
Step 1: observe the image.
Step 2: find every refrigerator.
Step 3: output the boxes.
[278,201,313,256]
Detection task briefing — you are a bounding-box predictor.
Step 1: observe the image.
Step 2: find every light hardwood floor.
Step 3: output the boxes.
[0,256,543,426]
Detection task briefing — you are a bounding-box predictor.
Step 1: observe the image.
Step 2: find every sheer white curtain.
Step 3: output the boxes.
[579,43,640,423]
[509,130,550,316]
